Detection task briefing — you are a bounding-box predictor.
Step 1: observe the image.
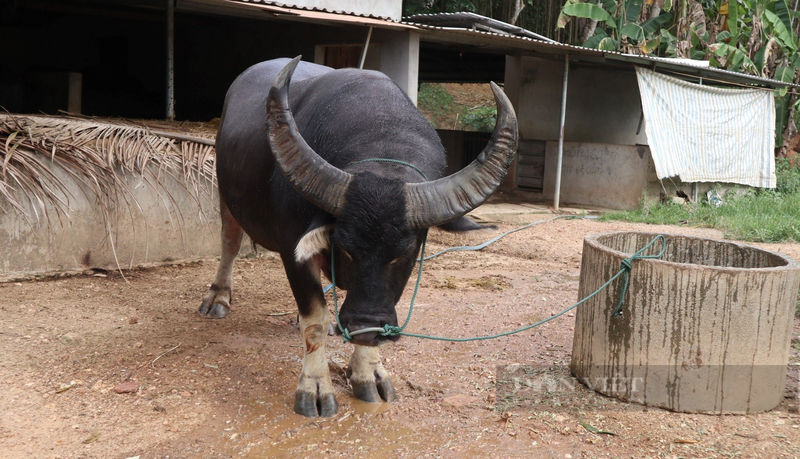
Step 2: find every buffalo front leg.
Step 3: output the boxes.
[283,256,338,417]
[347,345,397,403]
[199,199,243,318]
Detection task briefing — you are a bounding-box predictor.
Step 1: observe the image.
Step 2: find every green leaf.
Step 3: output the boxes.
[642,36,662,54]
[772,0,794,39]
[600,0,618,14]
[690,48,707,60]
[621,23,645,43]
[764,10,797,52]
[583,29,610,48]
[562,3,613,22]
[640,12,673,36]
[710,42,758,74]
[689,27,701,47]
[755,36,778,76]
[557,0,583,29]
[754,41,768,72]
[716,30,733,42]
[727,1,738,37]
[624,0,643,25]
[661,28,678,56]
[775,65,795,83]
[598,36,619,51]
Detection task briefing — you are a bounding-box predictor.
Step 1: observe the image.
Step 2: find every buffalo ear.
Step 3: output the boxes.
[295,222,335,263]
[437,216,496,233]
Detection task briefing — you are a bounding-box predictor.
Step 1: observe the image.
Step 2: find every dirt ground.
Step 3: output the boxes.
[419,83,495,130]
[1,202,799,459]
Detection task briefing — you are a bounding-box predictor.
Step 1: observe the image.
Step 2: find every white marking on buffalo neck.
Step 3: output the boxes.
[295,224,334,263]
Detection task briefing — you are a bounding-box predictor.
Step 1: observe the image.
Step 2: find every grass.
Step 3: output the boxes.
[417,83,497,132]
[418,83,454,123]
[602,158,800,244]
[797,291,800,318]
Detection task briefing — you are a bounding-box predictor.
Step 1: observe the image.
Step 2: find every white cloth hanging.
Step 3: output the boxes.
[635,66,776,188]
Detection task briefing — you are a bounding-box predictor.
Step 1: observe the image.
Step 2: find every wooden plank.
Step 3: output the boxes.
[517,155,545,166]
[517,176,543,189]
[517,164,544,178]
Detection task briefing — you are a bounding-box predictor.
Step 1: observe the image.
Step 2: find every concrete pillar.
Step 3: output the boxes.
[379,30,420,105]
[501,55,524,192]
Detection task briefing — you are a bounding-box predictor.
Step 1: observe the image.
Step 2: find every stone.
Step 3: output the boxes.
[442,394,479,408]
[114,381,139,394]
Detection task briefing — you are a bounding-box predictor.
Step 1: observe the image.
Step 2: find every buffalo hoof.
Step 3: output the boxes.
[346,367,397,403]
[294,390,338,418]
[198,287,231,318]
[198,302,230,318]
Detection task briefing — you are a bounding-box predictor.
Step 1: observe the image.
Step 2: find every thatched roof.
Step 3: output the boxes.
[0,114,217,228]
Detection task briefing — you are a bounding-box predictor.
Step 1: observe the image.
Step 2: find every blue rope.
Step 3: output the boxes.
[327,218,667,342]
[321,157,669,342]
[611,234,667,316]
[331,236,428,341]
[324,158,425,297]
[422,215,575,261]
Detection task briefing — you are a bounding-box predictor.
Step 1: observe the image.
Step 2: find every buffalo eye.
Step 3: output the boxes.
[389,258,399,265]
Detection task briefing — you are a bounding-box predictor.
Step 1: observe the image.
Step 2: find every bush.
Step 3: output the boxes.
[461,106,497,132]
[418,83,454,117]
[776,157,800,194]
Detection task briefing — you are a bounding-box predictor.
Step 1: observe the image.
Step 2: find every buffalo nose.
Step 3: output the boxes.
[347,330,380,346]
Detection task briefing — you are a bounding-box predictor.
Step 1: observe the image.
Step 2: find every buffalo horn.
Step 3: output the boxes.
[404,82,518,229]
[266,56,353,216]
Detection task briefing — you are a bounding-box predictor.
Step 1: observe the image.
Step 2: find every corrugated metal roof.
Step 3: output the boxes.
[180,3,794,88]
[404,12,556,42]
[403,14,797,90]
[180,0,414,28]
[222,0,398,21]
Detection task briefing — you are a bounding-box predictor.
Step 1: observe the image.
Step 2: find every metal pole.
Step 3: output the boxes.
[554,54,569,211]
[166,0,175,120]
[358,26,373,69]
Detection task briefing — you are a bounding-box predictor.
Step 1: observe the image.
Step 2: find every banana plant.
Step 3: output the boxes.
[559,0,800,151]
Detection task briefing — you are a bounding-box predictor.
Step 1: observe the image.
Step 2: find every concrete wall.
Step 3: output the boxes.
[541,142,654,210]
[503,55,652,209]
[376,30,421,105]
[314,28,421,105]
[0,161,243,281]
[290,0,402,20]
[507,55,646,145]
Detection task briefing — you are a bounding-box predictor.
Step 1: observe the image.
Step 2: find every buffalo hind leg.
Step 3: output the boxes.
[347,345,397,403]
[283,255,338,417]
[199,200,243,318]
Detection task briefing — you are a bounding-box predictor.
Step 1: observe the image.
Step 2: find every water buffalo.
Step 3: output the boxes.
[199,56,517,417]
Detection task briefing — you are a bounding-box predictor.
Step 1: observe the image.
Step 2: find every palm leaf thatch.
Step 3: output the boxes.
[0,114,217,229]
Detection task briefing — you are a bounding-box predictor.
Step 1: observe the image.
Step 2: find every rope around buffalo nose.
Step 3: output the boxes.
[330,226,667,343]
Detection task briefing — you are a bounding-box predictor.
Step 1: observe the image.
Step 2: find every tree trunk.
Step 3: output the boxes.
[779,70,800,157]
[509,0,525,25]
[649,0,665,19]
[580,1,601,43]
